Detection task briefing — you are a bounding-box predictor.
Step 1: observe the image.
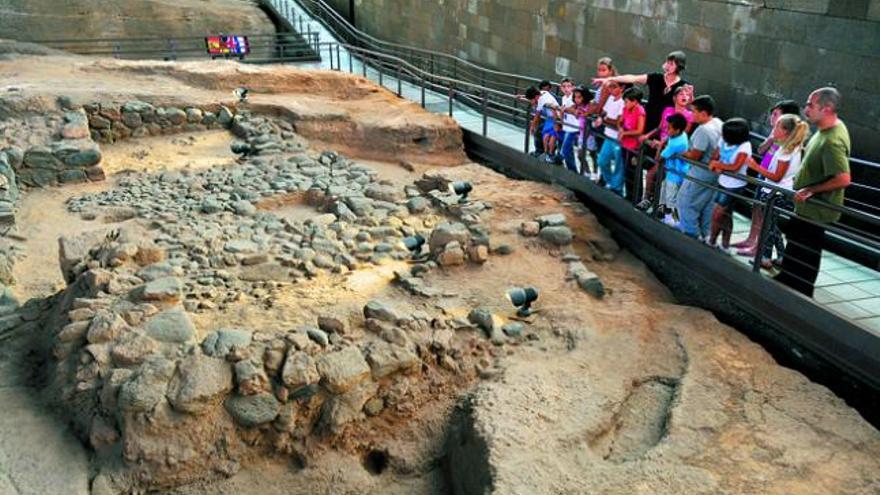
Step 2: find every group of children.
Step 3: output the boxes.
[525,54,812,266]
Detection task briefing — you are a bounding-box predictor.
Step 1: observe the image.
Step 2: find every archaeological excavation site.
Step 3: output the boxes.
[1,1,879,494]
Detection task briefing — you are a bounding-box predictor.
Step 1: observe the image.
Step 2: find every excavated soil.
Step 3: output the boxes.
[0,48,878,495]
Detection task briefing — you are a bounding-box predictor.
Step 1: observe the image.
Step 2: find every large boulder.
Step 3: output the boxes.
[315,346,371,394]
[144,307,195,343]
[365,342,420,379]
[167,354,234,414]
[281,350,320,390]
[117,357,176,413]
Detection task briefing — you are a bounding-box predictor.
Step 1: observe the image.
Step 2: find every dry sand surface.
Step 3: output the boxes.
[0,50,878,495]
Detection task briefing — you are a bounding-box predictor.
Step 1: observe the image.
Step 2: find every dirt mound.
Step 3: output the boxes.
[1,56,467,166]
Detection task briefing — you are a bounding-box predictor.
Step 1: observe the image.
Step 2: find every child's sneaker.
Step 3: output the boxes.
[544,154,556,164]
[717,245,735,256]
[663,214,679,228]
[635,199,651,211]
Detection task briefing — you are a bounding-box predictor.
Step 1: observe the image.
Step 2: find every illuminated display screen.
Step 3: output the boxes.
[205,35,250,56]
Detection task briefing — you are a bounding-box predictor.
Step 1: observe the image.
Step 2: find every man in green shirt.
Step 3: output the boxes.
[775,87,851,297]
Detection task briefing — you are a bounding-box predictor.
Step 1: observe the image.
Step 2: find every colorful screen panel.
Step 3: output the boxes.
[205,35,250,56]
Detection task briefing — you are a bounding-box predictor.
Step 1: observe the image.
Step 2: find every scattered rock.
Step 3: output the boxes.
[502,322,525,338]
[467,244,489,264]
[363,397,384,416]
[437,241,466,266]
[536,213,567,227]
[428,222,471,254]
[467,308,496,334]
[363,300,399,323]
[140,276,182,303]
[306,327,329,347]
[202,329,253,357]
[318,316,346,335]
[315,346,371,394]
[520,221,540,237]
[539,225,573,246]
[224,393,280,427]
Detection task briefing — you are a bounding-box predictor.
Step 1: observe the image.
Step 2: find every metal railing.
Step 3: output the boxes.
[27,30,322,64]
[301,33,880,320]
[281,0,879,220]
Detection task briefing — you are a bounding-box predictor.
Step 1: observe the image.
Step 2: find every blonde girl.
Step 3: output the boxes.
[746,113,810,267]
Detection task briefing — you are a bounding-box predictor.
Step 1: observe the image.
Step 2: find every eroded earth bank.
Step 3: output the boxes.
[0,44,878,495]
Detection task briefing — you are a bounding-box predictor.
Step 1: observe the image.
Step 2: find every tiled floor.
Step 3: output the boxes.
[729,216,880,333]
[282,3,880,335]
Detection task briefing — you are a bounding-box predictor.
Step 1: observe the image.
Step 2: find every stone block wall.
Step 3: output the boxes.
[3,109,105,189]
[84,101,226,144]
[332,0,880,161]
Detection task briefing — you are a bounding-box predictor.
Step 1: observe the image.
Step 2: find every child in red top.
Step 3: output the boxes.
[619,87,646,200]
[619,87,646,151]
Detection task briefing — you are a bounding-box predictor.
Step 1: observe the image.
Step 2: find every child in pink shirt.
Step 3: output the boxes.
[618,87,646,199]
[620,87,646,151]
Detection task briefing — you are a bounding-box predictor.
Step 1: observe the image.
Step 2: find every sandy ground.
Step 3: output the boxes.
[0,50,877,494]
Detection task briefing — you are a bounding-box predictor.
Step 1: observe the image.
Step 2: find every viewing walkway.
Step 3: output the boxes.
[272,0,880,334]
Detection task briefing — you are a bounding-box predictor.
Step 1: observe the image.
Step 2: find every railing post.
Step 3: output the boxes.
[513,78,519,118]
[448,83,454,117]
[524,108,531,154]
[481,90,488,137]
[335,44,341,71]
[362,52,367,77]
[379,64,383,87]
[114,44,121,59]
[396,66,402,96]
[632,146,646,204]
[752,191,780,272]
[420,75,426,108]
[651,161,664,217]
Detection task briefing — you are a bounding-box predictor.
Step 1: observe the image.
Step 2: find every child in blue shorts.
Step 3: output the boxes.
[544,120,564,164]
[708,118,752,250]
[658,112,690,227]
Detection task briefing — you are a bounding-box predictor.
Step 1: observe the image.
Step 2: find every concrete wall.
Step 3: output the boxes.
[0,0,275,41]
[330,0,880,161]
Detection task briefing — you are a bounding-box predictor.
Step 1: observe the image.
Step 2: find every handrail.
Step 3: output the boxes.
[287,0,880,174]
[292,0,545,86]
[317,36,880,240]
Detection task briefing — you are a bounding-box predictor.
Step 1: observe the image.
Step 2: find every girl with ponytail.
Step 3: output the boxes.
[747,113,810,268]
